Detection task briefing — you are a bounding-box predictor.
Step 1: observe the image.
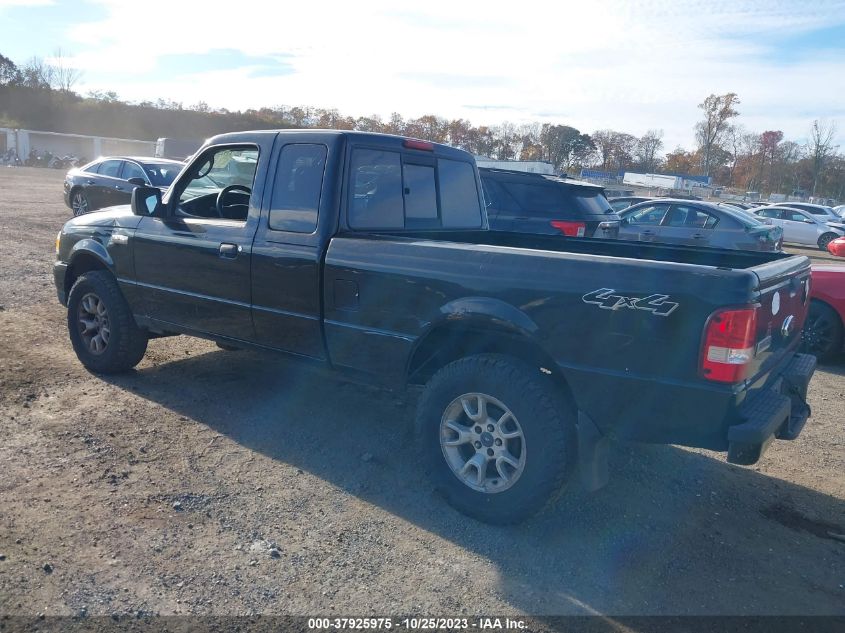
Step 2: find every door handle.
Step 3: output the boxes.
[219,243,241,259]
[692,233,705,239]
[86,179,95,185]
[114,185,124,190]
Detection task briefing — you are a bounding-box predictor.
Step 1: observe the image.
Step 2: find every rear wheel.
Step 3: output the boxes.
[71,189,89,216]
[818,232,838,251]
[802,300,843,363]
[67,271,148,373]
[416,354,576,524]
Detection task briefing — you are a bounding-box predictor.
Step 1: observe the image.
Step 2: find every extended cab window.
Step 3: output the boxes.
[440,159,482,228]
[349,149,482,229]
[269,144,327,233]
[175,147,258,221]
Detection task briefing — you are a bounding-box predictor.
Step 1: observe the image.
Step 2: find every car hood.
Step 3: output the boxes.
[65,205,143,230]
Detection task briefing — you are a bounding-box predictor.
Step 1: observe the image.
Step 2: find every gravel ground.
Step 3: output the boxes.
[0,166,842,618]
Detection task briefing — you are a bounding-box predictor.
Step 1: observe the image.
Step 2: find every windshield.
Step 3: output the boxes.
[143,162,182,187]
[179,149,258,201]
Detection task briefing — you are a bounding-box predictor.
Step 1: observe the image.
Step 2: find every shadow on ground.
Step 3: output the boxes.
[103,347,845,616]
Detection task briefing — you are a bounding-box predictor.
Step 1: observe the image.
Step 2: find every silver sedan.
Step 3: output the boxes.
[754,205,845,250]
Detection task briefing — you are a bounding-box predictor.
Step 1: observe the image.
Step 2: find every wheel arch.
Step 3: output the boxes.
[64,242,114,297]
[406,300,576,409]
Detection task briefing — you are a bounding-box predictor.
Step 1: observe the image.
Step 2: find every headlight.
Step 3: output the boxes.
[55,231,61,255]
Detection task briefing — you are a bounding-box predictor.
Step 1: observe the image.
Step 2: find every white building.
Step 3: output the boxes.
[474,157,556,175]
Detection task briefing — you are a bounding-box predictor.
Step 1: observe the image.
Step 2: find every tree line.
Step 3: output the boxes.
[0,52,841,199]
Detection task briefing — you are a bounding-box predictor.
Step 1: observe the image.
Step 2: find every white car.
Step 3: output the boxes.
[833,204,845,218]
[754,205,845,250]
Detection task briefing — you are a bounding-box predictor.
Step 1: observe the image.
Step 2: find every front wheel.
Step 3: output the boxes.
[67,271,148,373]
[416,354,576,524]
[802,300,844,363]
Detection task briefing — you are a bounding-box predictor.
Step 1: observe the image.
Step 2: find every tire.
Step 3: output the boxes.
[801,300,844,363]
[818,232,838,251]
[67,270,148,373]
[71,189,90,216]
[416,354,576,524]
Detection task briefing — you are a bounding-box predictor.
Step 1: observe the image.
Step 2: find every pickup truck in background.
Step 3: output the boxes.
[54,130,817,524]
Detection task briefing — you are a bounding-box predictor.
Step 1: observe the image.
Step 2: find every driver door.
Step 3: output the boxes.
[132,141,270,341]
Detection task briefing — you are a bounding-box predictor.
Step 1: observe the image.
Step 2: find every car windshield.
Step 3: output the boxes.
[143,163,182,187]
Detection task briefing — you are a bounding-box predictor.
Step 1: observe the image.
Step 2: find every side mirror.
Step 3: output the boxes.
[131,186,163,217]
[127,177,146,186]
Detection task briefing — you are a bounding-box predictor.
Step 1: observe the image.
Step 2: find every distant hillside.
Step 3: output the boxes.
[0,85,296,140]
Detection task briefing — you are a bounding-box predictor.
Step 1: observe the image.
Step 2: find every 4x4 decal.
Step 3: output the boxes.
[582,288,679,317]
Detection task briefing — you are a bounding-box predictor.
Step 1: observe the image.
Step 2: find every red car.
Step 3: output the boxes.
[827,236,845,257]
[802,265,845,361]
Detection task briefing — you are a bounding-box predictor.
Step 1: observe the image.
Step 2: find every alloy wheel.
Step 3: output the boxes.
[76,292,110,355]
[440,392,526,494]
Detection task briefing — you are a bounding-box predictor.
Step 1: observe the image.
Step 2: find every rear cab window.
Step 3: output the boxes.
[348,147,483,230]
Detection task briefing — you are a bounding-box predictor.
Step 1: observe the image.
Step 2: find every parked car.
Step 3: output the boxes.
[764,202,840,221]
[717,201,758,211]
[754,205,845,250]
[801,266,845,362]
[618,199,783,251]
[608,195,652,212]
[479,168,620,238]
[63,156,185,216]
[827,236,845,257]
[54,129,816,524]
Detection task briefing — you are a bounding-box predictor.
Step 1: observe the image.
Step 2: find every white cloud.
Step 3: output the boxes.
[64,0,845,149]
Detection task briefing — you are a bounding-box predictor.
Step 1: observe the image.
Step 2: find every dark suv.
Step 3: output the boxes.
[480,168,620,238]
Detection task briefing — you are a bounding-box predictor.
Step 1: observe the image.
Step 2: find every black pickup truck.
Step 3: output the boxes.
[54,130,817,523]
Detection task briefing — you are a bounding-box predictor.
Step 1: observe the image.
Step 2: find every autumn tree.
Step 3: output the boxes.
[538,124,593,171]
[807,119,837,195]
[0,53,21,85]
[695,92,740,176]
[634,129,664,172]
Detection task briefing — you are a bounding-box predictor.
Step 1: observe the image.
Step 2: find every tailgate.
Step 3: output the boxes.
[747,255,812,380]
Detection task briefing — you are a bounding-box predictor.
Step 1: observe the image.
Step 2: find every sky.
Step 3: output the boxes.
[1,0,844,151]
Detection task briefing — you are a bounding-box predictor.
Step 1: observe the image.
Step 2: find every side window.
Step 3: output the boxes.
[268,144,327,233]
[122,161,146,181]
[349,149,404,229]
[784,210,806,222]
[98,160,122,178]
[758,209,779,219]
[627,204,667,225]
[439,159,482,228]
[348,150,482,230]
[702,213,719,229]
[403,164,437,220]
[664,206,692,227]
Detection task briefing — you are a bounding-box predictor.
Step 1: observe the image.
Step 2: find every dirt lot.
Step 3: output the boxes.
[0,167,842,618]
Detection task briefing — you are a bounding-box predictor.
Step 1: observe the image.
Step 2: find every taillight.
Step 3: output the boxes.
[550,220,586,237]
[403,138,434,151]
[700,307,758,383]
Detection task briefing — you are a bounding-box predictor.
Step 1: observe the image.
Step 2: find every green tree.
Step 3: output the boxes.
[695,92,740,176]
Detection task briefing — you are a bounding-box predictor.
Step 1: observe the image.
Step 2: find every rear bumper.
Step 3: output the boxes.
[727,353,816,464]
